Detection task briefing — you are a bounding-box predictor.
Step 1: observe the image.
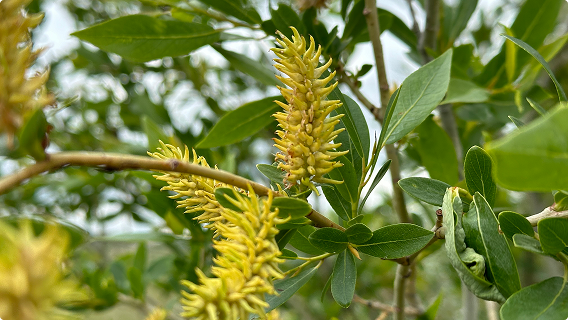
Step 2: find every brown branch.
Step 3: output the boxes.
[526,206,568,226]
[337,62,383,122]
[354,295,422,316]
[0,151,342,231]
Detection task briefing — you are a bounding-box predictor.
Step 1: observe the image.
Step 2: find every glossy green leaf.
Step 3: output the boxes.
[327,155,359,205]
[378,87,400,149]
[256,164,285,188]
[508,116,524,128]
[268,4,305,39]
[345,223,372,245]
[280,248,298,260]
[322,186,350,221]
[276,217,311,230]
[441,0,478,48]
[333,113,363,182]
[538,218,568,255]
[17,108,47,160]
[213,45,278,86]
[502,34,567,102]
[72,15,221,62]
[328,90,370,160]
[554,191,568,211]
[500,277,568,320]
[487,105,568,191]
[464,146,496,207]
[462,193,521,298]
[512,234,545,255]
[518,33,568,91]
[203,0,261,24]
[416,294,442,320]
[196,97,282,148]
[399,177,451,207]
[357,223,434,259]
[441,188,505,302]
[358,160,391,214]
[289,226,326,255]
[271,197,311,220]
[504,26,517,83]
[275,229,296,250]
[128,267,144,299]
[498,211,534,240]
[384,49,452,145]
[266,263,319,311]
[413,115,459,185]
[526,97,546,116]
[441,78,489,104]
[331,250,356,308]
[309,228,349,253]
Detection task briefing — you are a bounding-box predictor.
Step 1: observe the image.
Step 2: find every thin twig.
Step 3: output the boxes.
[526,207,568,226]
[419,0,440,62]
[337,62,383,122]
[0,151,343,231]
[354,295,422,316]
[406,0,421,40]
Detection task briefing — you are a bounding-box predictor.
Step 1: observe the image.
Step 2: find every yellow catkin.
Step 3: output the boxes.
[271,27,348,193]
[0,0,55,148]
[180,189,285,320]
[0,221,84,320]
[148,141,242,233]
[144,308,167,320]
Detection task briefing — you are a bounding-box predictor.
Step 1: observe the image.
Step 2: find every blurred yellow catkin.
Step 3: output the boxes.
[144,307,167,320]
[0,221,84,320]
[0,0,55,148]
[272,27,347,193]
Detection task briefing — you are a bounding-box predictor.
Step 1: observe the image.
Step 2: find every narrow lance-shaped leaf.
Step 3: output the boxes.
[196,97,283,148]
[502,34,567,102]
[322,186,350,221]
[462,193,521,298]
[201,0,261,25]
[331,250,357,308]
[328,91,370,160]
[327,155,359,206]
[266,263,319,311]
[358,160,391,214]
[72,15,222,62]
[384,49,452,145]
[213,45,279,86]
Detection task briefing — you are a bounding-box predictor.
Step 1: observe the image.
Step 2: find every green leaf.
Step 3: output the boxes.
[275,229,297,250]
[500,277,568,320]
[214,188,246,212]
[538,218,568,255]
[462,193,521,298]
[441,188,505,302]
[213,45,278,86]
[308,228,349,253]
[504,26,517,83]
[268,4,305,39]
[384,49,452,145]
[196,97,282,148]
[280,249,298,260]
[17,108,47,160]
[345,223,373,245]
[526,97,546,116]
[358,160,391,214]
[266,263,319,311]
[518,33,568,91]
[271,197,311,220]
[378,87,400,149]
[554,191,568,211]
[128,267,144,299]
[133,242,147,273]
[72,15,222,62]
[321,272,332,302]
[142,115,170,151]
[486,105,568,191]
[322,186,350,221]
[331,250,357,308]
[399,177,451,207]
[289,226,326,255]
[498,211,534,240]
[502,34,567,102]
[508,116,524,128]
[512,234,545,255]
[464,146,497,207]
[328,91,370,160]
[203,0,261,24]
[256,164,285,189]
[417,294,443,320]
[327,155,359,206]
[441,78,489,104]
[357,223,434,259]
[441,0,477,48]
[276,217,311,230]
[412,115,459,185]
